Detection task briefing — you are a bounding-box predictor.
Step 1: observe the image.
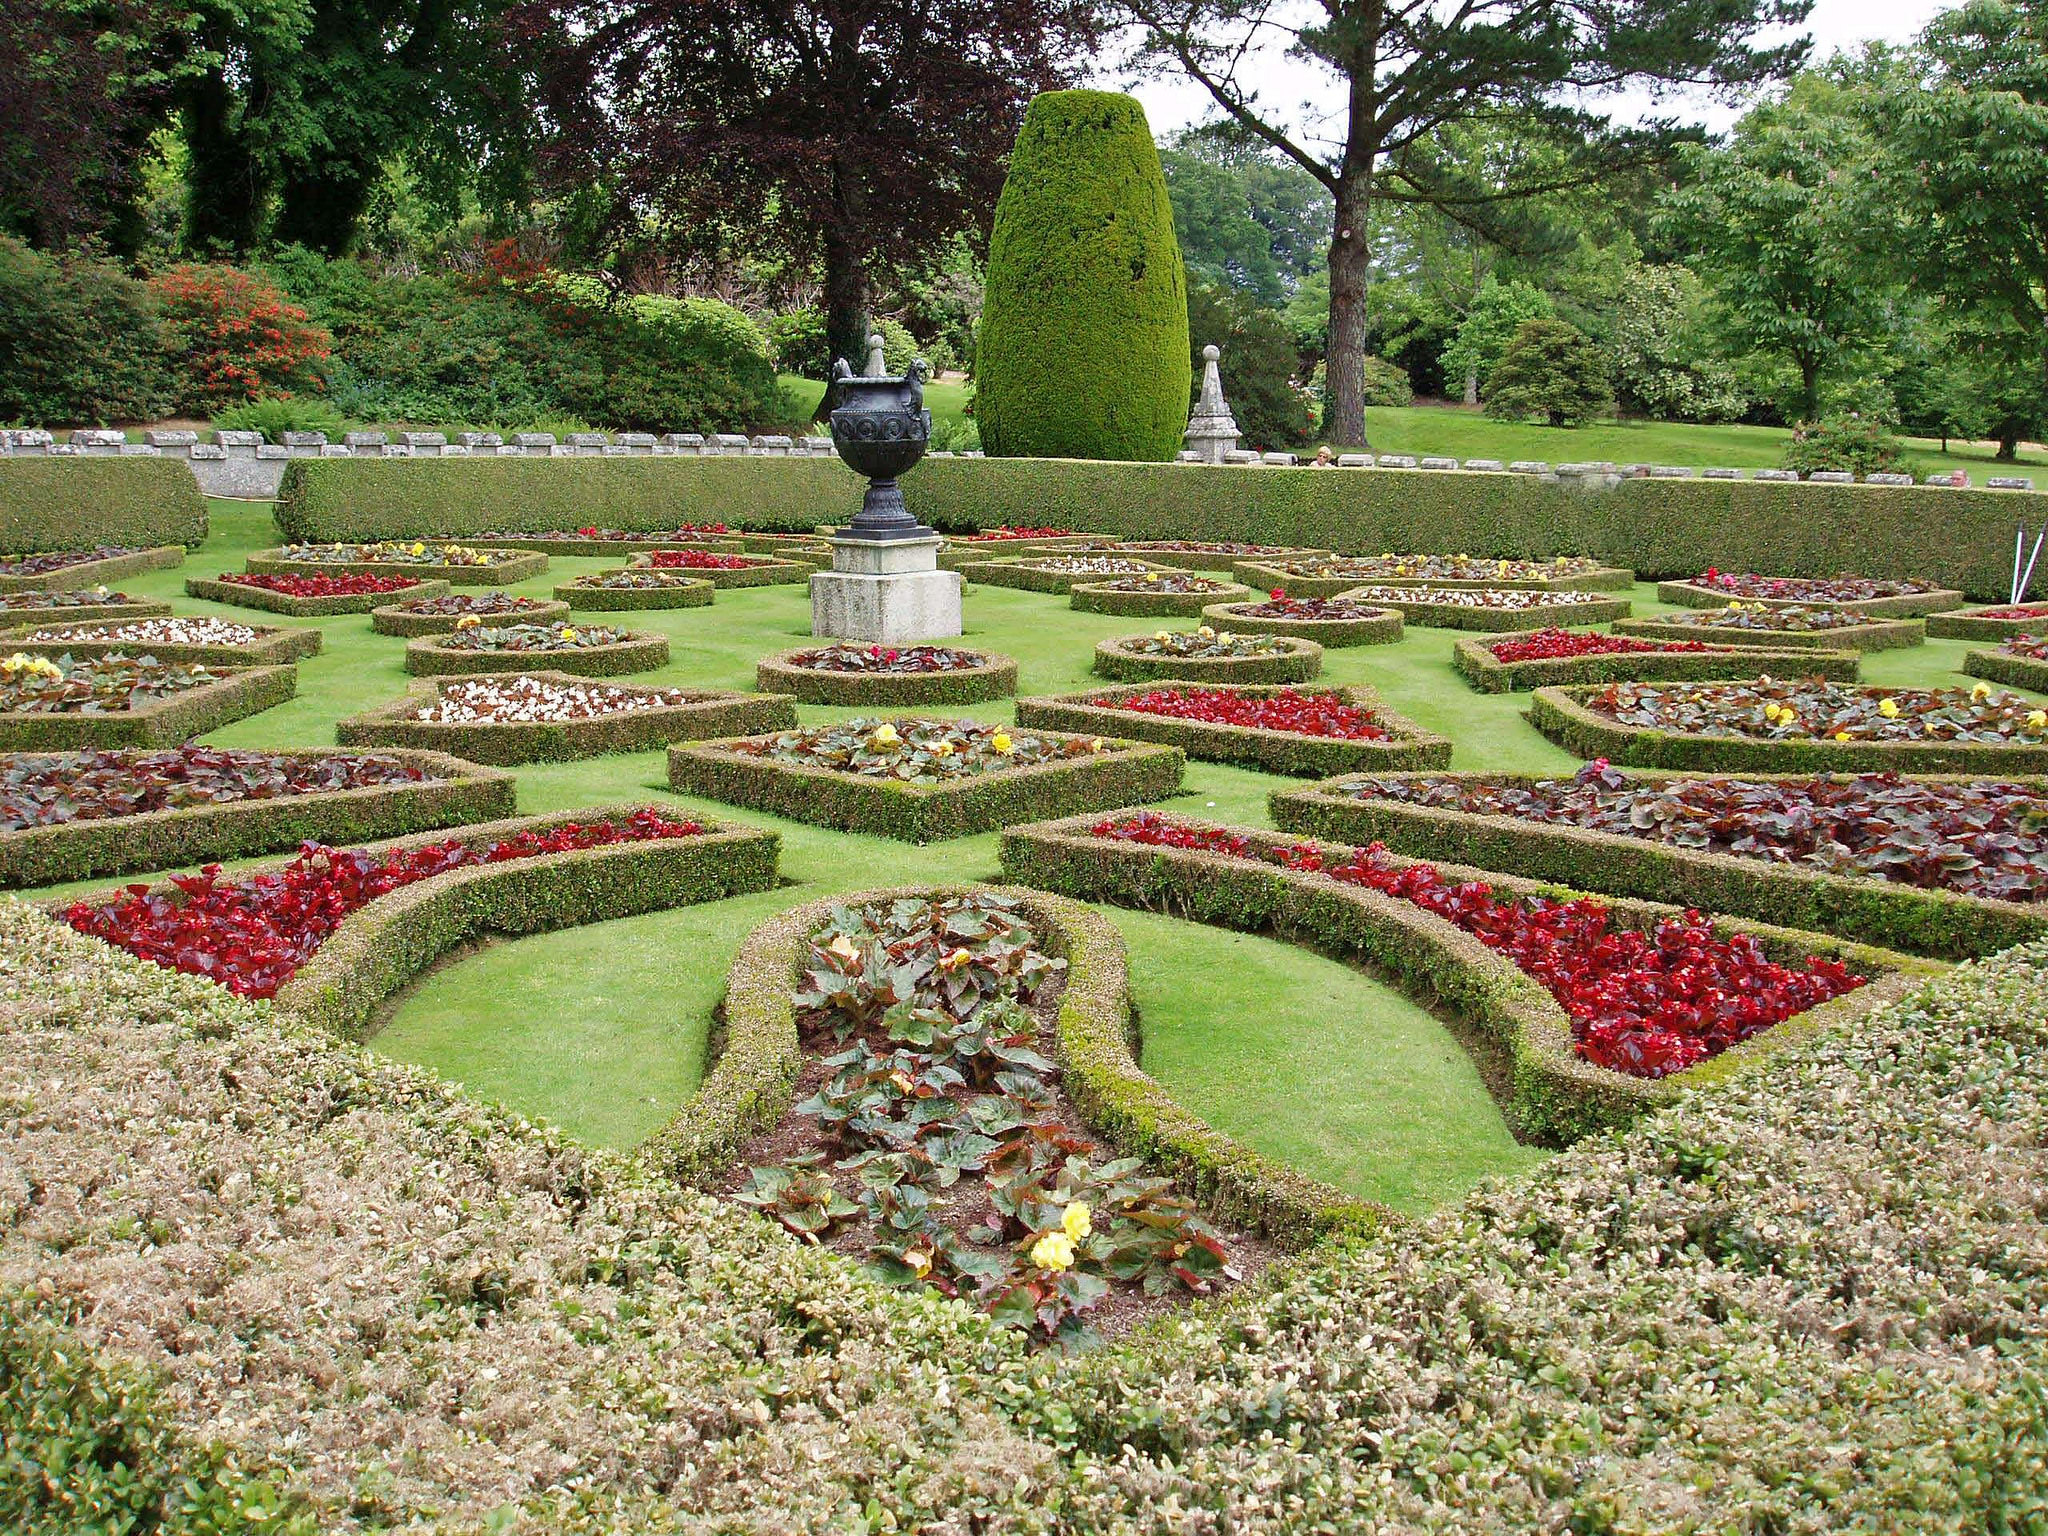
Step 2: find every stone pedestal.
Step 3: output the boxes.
[810,534,963,644]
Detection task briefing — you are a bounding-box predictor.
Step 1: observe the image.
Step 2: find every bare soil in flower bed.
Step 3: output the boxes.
[449,526,746,555]
[1328,585,1631,632]
[1016,683,1451,777]
[1,615,322,667]
[756,644,1019,706]
[404,622,669,676]
[338,671,798,765]
[1451,630,1860,692]
[0,589,171,625]
[956,556,1182,594]
[1662,570,1964,616]
[555,569,717,611]
[1069,576,1254,617]
[1235,554,1632,596]
[1963,641,2048,697]
[0,656,295,749]
[1928,603,2048,642]
[1612,609,1924,652]
[1093,630,1323,684]
[187,571,451,616]
[1200,597,1404,646]
[246,543,548,586]
[1101,541,1331,572]
[370,592,569,635]
[0,545,186,592]
[629,551,813,587]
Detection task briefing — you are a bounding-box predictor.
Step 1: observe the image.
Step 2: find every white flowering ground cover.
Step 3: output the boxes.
[414,675,695,724]
[1337,585,1617,611]
[4,895,2044,1533]
[15,617,267,646]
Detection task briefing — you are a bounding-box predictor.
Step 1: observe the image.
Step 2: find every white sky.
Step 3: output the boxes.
[1114,0,1955,147]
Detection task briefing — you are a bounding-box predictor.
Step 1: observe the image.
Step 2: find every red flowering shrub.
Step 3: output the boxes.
[65,810,703,998]
[219,571,421,597]
[1090,812,1865,1078]
[149,264,331,410]
[1488,629,1712,662]
[1102,687,1390,739]
[645,551,756,570]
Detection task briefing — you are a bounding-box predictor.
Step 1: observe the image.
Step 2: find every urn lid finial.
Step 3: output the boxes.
[864,334,888,377]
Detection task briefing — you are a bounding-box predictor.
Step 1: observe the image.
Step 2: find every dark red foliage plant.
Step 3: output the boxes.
[220,571,423,597]
[644,551,757,570]
[1102,687,1390,740]
[1488,629,1711,662]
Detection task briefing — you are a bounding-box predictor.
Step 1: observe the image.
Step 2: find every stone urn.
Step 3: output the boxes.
[828,352,933,539]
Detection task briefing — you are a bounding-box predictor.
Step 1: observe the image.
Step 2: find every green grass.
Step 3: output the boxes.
[34,499,2023,1213]
[778,375,975,437]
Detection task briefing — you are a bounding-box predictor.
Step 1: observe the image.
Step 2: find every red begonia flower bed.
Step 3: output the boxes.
[1973,605,2048,621]
[1487,629,1713,662]
[219,571,423,597]
[1097,686,1391,739]
[1089,812,1865,1078]
[65,809,703,998]
[644,551,758,570]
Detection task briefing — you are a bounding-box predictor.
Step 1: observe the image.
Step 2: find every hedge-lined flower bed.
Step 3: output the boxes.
[1612,605,1925,651]
[1532,678,2048,773]
[1199,594,1404,646]
[1662,568,1963,616]
[1963,636,2048,696]
[1927,601,2048,641]
[755,643,1019,706]
[456,525,746,555]
[1092,627,1323,684]
[1451,629,1861,692]
[1272,763,2048,958]
[1104,540,1330,572]
[630,551,812,587]
[369,590,568,635]
[0,586,171,625]
[246,542,547,586]
[668,717,1184,843]
[404,621,669,677]
[2,615,323,667]
[956,556,1180,594]
[338,672,797,764]
[1327,584,1631,632]
[554,569,717,610]
[1016,682,1450,778]
[0,653,296,749]
[0,544,185,592]
[0,745,512,889]
[1235,553,1631,596]
[1069,574,1254,617]
[187,570,448,616]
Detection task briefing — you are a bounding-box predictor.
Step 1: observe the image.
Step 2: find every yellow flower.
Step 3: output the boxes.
[1145,571,1160,582]
[1029,1231,1076,1271]
[940,946,971,972]
[991,731,1013,753]
[932,739,954,757]
[888,1069,916,1094]
[871,722,900,747]
[904,1249,933,1278]
[559,627,581,643]
[1061,1201,1092,1241]
[1726,601,1744,611]
[2030,710,2047,729]
[1834,730,1852,742]
[454,614,482,630]
[827,933,859,964]
[1088,737,1104,753]
[1973,682,1994,700]
[408,542,425,556]
[1197,625,1215,638]
[1217,632,1235,644]
[1877,697,1899,718]
[1154,630,1172,642]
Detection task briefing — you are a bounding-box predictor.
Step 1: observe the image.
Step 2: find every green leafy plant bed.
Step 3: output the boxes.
[0,745,513,889]
[1660,570,1964,616]
[1092,629,1323,684]
[1611,607,1924,652]
[1531,678,2048,774]
[1270,763,2048,960]
[369,592,568,636]
[452,528,747,555]
[1927,602,2048,641]
[1325,585,1631,632]
[0,545,186,593]
[1016,683,1450,778]
[667,717,1184,843]
[1962,640,2048,696]
[0,655,295,749]
[186,572,452,616]
[1101,540,1330,572]
[1069,575,1253,617]
[0,588,171,626]
[999,809,1929,1142]
[956,555,1181,594]
[1235,554,1633,597]
[59,806,780,1044]
[404,622,669,677]
[627,551,814,587]
[1,616,322,668]
[555,569,718,611]
[1451,630,1860,693]
[1200,596,1404,646]
[754,644,1019,707]
[245,543,548,587]
[338,672,797,765]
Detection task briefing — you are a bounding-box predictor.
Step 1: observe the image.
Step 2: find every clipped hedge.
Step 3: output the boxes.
[0,663,295,749]
[1928,606,2048,642]
[999,810,1929,1143]
[1105,541,1329,572]
[0,458,208,554]
[1270,771,2048,960]
[667,731,1184,843]
[0,618,322,668]
[1451,636,1861,693]
[0,748,513,890]
[244,547,549,587]
[753,646,1018,707]
[1016,683,1451,778]
[369,597,568,636]
[0,545,185,593]
[1530,684,2048,774]
[447,534,746,556]
[0,595,172,626]
[626,553,811,588]
[1655,578,1965,616]
[1092,634,1323,684]
[957,557,1182,595]
[1611,614,1924,652]
[1964,644,2048,696]
[555,574,716,611]
[404,628,668,677]
[187,575,452,616]
[337,672,796,765]
[1234,559,1633,597]
[1199,600,1404,647]
[1069,578,1252,617]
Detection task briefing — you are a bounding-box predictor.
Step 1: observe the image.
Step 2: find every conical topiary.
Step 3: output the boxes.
[976,91,1191,462]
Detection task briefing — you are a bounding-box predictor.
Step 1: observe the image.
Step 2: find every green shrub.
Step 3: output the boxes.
[213,396,349,442]
[1483,317,1614,426]
[0,237,175,425]
[1782,412,1908,476]
[976,91,1190,461]
[928,417,982,452]
[765,308,829,376]
[1360,354,1414,408]
[1441,276,1553,395]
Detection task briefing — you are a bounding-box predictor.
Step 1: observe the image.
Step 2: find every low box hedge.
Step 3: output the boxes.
[626,553,812,588]
[753,646,1019,706]
[0,747,514,890]
[1962,646,2048,695]
[0,617,323,668]
[938,536,1114,570]
[1103,542,1331,572]
[0,595,172,626]
[0,663,296,749]
[0,457,208,552]
[737,533,834,561]
[956,557,1182,594]
[1655,579,1966,616]
[1016,682,1451,778]
[1092,634,1323,684]
[370,597,572,635]
[1234,559,1633,596]
[1450,636,1861,693]
[1611,614,1924,652]
[555,573,717,611]
[1529,683,2048,774]
[1340,589,1632,632]
[0,545,186,593]
[1269,771,2048,961]
[667,729,1185,843]
[244,546,550,587]
[643,882,1385,1246]
[337,670,797,764]
[1926,606,2048,642]
[187,574,453,616]
[1198,599,1404,647]
[446,534,747,556]
[1069,578,1253,617]
[404,627,669,677]
[998,809,1931,1144]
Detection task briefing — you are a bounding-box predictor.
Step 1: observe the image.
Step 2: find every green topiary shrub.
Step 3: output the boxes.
[976,91,1190,462]
[1483,317,1615,427]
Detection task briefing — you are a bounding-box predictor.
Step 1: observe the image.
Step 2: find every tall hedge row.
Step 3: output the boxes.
[0,459,209,553]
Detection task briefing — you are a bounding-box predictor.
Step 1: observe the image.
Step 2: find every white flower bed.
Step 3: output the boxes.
[414,675,690,723]
[20,617,267,645]
[1340,583,1614,610]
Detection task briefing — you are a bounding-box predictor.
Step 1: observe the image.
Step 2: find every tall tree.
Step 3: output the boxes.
[1122,0,1809,446]
[533,0,1098,377]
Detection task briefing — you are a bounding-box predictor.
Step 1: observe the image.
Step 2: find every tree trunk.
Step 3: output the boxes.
[1323,174,1373,450]
[816,160,871,419]
[1795,354,1821,423]
[1463,254,1481,405]
[181,63,264,255]
[1463,371,1479,407]
[1998,436,2019,462]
